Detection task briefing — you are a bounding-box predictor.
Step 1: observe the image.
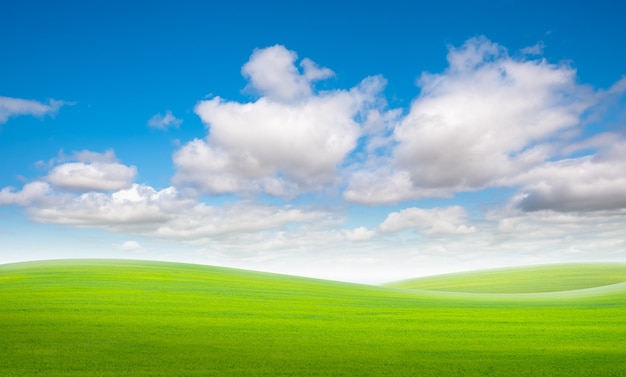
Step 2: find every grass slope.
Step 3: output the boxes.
[1,259,625,377]
[385,263,626,293]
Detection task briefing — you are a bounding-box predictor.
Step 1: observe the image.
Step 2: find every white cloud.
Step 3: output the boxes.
[344,169,439,205]
[174,45,386,196]
[509,139,626,212]
[148,110,182,129]
[31,184,173,230]
[47,162,136,192]
[342,226,376,241]
[300,58,334,82]
[72,149,118,163]
[187,204,626,283]
[397,37,586,188]
[1,147,332,242]
[28,183,329,238]
[0,96,69,124]
[117,240,143,251]
[177,93,362,192]
[46,150,136,192]
[489,205,626,246]
[155,201,327,239]
[379,206,476,235]
[345,36,594,204]
[0,181,51,205]
[241,45,334,102]
[520,41,545,55]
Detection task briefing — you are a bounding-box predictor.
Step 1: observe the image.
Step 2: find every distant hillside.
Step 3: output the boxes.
[385,263,626,293]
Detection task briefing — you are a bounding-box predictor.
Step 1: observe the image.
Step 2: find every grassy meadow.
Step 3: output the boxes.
[1,259,625,376]
[385,263,626,293]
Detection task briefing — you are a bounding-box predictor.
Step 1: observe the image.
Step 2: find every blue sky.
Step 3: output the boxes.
[1,0,625,283]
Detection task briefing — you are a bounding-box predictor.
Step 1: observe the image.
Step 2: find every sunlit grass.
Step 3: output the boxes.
[1,259,625,376]
[385,263,626,293]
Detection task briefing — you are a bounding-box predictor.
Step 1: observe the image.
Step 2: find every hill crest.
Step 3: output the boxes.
[385,263,626,293]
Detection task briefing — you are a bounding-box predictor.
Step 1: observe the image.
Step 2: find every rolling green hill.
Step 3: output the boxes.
[385,263,626,293]
[1,259,625,376]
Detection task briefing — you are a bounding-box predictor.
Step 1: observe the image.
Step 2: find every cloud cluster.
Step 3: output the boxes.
[0,146,330,238]
[35,185,327,238]
[0,96,69,124]
[1,150,133,204]
[346,36,594,204]
[3,185,329,246]
[3,37,626,282]
[174,45,386,197]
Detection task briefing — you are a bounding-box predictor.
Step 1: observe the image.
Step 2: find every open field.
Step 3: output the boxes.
[1,260,625,376]
[385,263,626,293]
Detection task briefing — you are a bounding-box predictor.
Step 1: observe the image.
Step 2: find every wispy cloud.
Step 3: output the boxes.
[520,41,546,55]
[148,110,182,130]
[0,96,70,124]
[379,206,476,235]
[116,240,143,252]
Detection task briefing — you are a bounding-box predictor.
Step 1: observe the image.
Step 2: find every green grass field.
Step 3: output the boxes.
[385,263,626,293]
[1,260,625,376]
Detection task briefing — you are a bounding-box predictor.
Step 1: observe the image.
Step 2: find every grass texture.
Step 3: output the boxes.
[1,259,625,376]
[385,263,626,293]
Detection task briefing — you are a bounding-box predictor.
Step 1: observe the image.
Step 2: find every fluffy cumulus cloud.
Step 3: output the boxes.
[346,36,595,204]
[0,96,69,124]
[147,110,182,129]
[46,150,137,192]
[241,45,334,102]
[511,137,626,212]
[173,45,386,196]
[379,206,476,235]
[0,181,51,205]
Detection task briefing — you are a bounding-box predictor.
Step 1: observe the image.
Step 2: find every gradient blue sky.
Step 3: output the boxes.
[1,0,625,283]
